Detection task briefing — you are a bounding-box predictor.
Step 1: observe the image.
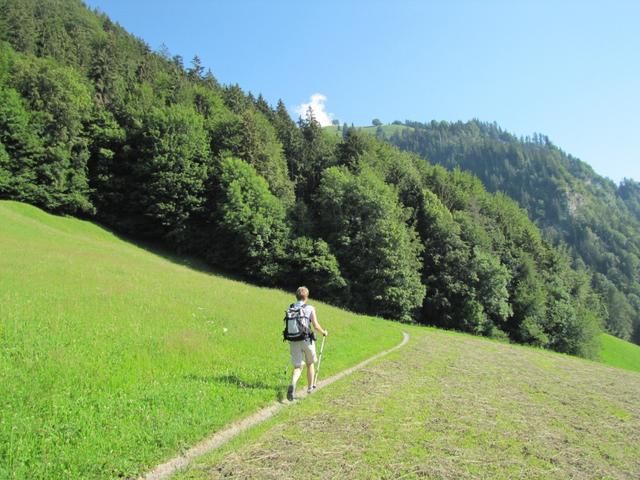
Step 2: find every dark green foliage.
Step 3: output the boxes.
[126,104,210,245]
[387,119,640,344]
[315,167,425,321]
[418,188,479,329]
[593,273,635,340]
[86,108,125,216]
[336,127,369,173]
[280,236,347,303]
[0,0,606,356]
[619,178,640,220]
[271,99,303,183]
[0,44,94,214]
[0,84,42,200]
[208,156,289,283]
[295,108,337,200]
[209,108,294,205]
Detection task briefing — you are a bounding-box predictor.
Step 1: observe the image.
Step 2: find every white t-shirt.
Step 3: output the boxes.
[293,301,315,328]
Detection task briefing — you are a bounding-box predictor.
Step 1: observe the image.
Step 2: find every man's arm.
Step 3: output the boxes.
[310,308,327,336]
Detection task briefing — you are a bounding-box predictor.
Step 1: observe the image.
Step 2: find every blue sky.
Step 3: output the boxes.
[84,0,639,183]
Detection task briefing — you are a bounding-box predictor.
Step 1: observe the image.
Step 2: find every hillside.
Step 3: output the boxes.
[600,333,640,373]
[0,0,609,358]
[382,120,640,344]
[178,327,640,479]
[0,200,402,478]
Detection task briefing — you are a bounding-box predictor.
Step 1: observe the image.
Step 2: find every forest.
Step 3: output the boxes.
[0,0,608,356]
[386,120,640,344]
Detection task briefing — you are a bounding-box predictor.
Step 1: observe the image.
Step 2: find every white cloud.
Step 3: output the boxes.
[294,93,334,126]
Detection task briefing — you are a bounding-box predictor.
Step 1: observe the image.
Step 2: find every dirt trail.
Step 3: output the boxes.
[141,331,410,480]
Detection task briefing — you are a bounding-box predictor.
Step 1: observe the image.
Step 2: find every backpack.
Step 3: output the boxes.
[282,303,312,342]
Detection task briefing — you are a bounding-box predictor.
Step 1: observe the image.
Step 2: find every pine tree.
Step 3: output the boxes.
[188,54,204,81]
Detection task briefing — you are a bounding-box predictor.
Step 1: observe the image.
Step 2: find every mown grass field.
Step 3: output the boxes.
[178,328,640,480]
[0,201,403,479]
[600,333,640,373]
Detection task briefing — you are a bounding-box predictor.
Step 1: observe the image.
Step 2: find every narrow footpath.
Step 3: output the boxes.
[142,331,410,480]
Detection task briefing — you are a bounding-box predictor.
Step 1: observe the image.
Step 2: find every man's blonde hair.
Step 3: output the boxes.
[296,286,309,301]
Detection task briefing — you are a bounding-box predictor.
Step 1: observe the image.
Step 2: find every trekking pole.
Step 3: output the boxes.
[313,333,327,388]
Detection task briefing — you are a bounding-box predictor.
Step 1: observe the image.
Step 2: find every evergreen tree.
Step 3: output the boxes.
[272,99,303,184]
[208,156,289,283]
[126,103,210,246]
[336,127,368,173]
[188,54,204,81]
[296,107,335,200]
[315,167,425,321]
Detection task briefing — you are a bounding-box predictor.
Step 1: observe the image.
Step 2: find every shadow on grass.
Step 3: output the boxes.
[184,373,289,402]
[90,218,246,282]
[79,216,353,312]
[184,374,281,391]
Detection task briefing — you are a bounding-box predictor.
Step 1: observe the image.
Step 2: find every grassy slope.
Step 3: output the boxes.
[0,201,402,479]
[600,333,640,373]
[179,328,640,480]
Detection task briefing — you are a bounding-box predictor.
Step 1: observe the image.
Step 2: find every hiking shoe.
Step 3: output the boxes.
[307,385,317,395]
[287,384,295,401]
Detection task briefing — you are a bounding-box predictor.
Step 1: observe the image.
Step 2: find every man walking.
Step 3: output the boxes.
[286,286,328,401]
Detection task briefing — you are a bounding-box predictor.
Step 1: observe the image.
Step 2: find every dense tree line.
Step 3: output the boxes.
[0,0,604,356]
[387,120,640,344]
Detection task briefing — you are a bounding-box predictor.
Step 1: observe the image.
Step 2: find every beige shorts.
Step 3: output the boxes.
[290,339,317,367]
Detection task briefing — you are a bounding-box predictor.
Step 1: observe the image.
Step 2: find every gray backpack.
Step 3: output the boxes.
[282,303,312,341]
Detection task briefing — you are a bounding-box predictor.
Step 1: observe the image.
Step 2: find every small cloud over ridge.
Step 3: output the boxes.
[295,93,334,126]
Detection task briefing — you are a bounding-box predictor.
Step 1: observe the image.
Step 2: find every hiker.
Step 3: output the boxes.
[284,286,328,401]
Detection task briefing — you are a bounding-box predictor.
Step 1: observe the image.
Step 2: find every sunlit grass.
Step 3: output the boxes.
[0,200,402,479]
[599,333,640,373]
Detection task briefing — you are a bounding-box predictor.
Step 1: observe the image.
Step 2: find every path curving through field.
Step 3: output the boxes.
[176,328,640,480]
[142,331,410,480]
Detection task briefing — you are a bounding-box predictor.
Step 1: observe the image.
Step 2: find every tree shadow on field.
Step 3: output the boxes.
[86,217,246,281]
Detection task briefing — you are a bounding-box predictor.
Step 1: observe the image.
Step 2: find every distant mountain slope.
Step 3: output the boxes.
[383,120,640,342]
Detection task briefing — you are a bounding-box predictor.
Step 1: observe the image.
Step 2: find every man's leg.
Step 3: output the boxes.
[306,362,315,390]
[288,363,303,401]
[288,342,303,401]
[304,341,318,393]
[291,365,303,387]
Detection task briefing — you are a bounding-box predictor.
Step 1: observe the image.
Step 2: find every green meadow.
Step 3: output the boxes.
[0,201,402,479]
[600,333,640,373]
[1,200,639,479]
